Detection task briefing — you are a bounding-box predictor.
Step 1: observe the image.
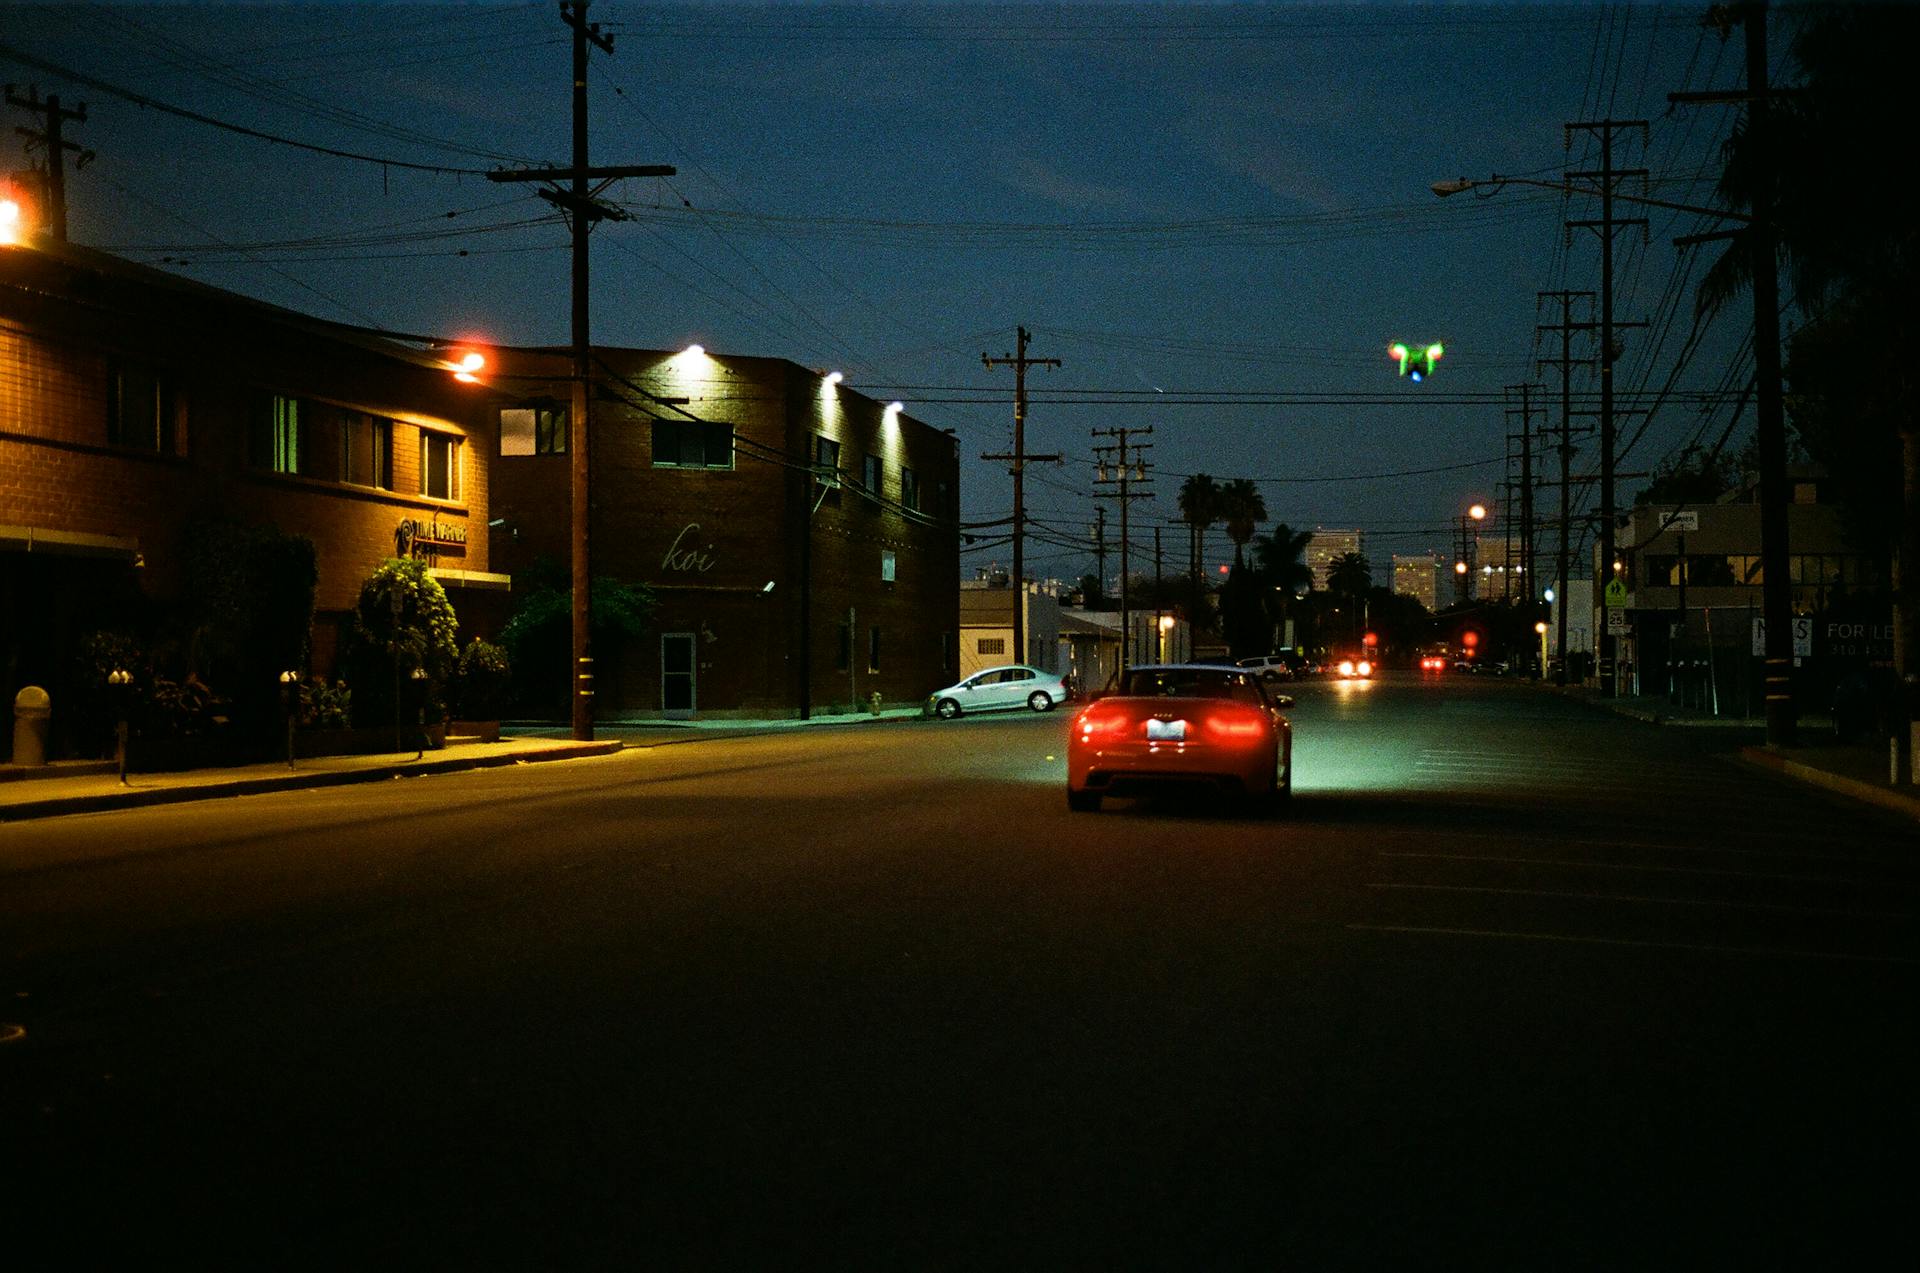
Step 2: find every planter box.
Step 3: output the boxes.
[295,726,423,759]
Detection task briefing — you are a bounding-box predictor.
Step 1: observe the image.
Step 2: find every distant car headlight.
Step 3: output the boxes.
[1357,660,1372,677]
[1338,660,1356,676]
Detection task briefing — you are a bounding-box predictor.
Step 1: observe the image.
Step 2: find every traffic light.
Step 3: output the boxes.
[1389,341,1444,381]
[1361,631,1377,647]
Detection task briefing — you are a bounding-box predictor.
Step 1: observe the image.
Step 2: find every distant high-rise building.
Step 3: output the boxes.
[1392,554,1439,612]
[1306,529,1366,590]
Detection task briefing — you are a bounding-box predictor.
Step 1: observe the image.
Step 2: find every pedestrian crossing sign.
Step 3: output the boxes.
[1604,578,1628,608]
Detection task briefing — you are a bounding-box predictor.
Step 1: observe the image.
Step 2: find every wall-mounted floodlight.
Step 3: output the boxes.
[824,371,843,387]
[682,343,705,358]
[762,580,776,594]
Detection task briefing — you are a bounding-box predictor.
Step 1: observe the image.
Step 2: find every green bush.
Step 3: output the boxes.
[498,557,654,715]
[453,639,512,721]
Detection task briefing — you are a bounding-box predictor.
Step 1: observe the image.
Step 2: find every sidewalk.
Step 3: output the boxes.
[0,736,623,822]
[1545,679,1920,822]
[0,707,934,822]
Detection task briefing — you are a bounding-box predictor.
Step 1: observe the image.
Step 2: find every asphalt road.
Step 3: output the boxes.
[4,673,1915,1268]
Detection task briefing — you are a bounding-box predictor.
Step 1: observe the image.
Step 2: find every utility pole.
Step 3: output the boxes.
[1565,119,1649,695]
[1154,525,1164,662]
[6,85,92,241]
[1506,383,1541,611]
[1093,427,1154,675]
[983,327,1061,668]
[1091,505,1107,601]
[1538,290,1596,685]
[1669,1,1795,746]
[488,0,673,740]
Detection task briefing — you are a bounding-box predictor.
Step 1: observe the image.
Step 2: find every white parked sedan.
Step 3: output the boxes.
[927,665,1069,718]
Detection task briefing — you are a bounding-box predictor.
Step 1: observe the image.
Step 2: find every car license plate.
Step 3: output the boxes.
[1146,718,1187,741]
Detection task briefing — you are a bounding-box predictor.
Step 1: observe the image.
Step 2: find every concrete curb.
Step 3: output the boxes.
[1738,745,1920,822]
[0,741,623,822]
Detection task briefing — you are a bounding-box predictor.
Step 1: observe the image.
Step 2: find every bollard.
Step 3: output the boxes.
[12,686,51,766]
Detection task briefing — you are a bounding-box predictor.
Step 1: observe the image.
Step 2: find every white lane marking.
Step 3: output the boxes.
[1415,832,1919,870]
[1345,923,1920,965]
[1377,850,1898,886]
[1366,881,1915,920]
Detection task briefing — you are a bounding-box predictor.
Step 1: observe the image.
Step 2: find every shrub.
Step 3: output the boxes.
[453,639,512,721]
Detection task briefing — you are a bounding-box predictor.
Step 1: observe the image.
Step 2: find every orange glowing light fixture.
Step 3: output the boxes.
[451,350,486,383]
[0,195,22,246]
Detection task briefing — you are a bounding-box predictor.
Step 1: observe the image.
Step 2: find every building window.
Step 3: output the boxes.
[901,466,919,512]
[880,549,896,583]
[500,405,567,456]
[420,430,462,501]
[652,418,732,469]
[252,394,305,474]
[341,413,393,489]
[815,435,841,505]
[868,626,882,673]
[977,637,1006,656]
[107,361,174,453]
[941,630,955,672]
[862,453,883,498]
[835,619,851,671]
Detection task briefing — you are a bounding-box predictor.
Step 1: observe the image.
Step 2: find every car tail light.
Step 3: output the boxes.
[1077,706,1133,740]
[1202,708,1268,742]
[1357,660,1372,677]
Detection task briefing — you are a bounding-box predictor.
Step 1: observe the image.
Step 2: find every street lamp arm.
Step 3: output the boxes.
[1431,173,1753,223]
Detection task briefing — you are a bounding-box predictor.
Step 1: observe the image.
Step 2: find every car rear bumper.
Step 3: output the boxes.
[1069,742,1278,796]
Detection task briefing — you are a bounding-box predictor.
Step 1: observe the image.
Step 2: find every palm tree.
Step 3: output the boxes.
[1254,522,1315,653]
[1216,478,1267,567]
[1253,522,1314,599]
[1327,551,1372,599]
[1176,474,1221,585]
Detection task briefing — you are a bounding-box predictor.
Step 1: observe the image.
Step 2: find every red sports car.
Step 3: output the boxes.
[1067,663,1293,813]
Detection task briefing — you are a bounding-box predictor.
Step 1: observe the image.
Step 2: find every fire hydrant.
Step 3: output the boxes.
[868,690,884,716]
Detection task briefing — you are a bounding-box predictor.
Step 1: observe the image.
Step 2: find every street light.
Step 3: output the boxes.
[1457,501,1486,605]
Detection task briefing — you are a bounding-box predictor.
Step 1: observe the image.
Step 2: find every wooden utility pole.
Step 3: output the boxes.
[1666,1,1795,745]
[1538,290,1596,684]
[6,85,91,241]
[1093,427,1153,674]
[488,0,673,740]
[983,327,1061,667]
[1565,120,1649,694]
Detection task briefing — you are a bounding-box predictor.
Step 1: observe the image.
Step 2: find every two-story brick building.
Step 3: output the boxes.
[487,344,960,718]
[2,237,502,743]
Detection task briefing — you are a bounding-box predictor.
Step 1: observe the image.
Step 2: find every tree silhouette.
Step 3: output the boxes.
[1216,478,1267,567]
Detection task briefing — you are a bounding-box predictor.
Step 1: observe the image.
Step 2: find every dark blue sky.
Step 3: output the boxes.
[3,2,1766,586]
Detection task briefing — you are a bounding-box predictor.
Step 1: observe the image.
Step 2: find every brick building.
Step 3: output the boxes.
[487,345,960,718]
[2,238,501,737]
